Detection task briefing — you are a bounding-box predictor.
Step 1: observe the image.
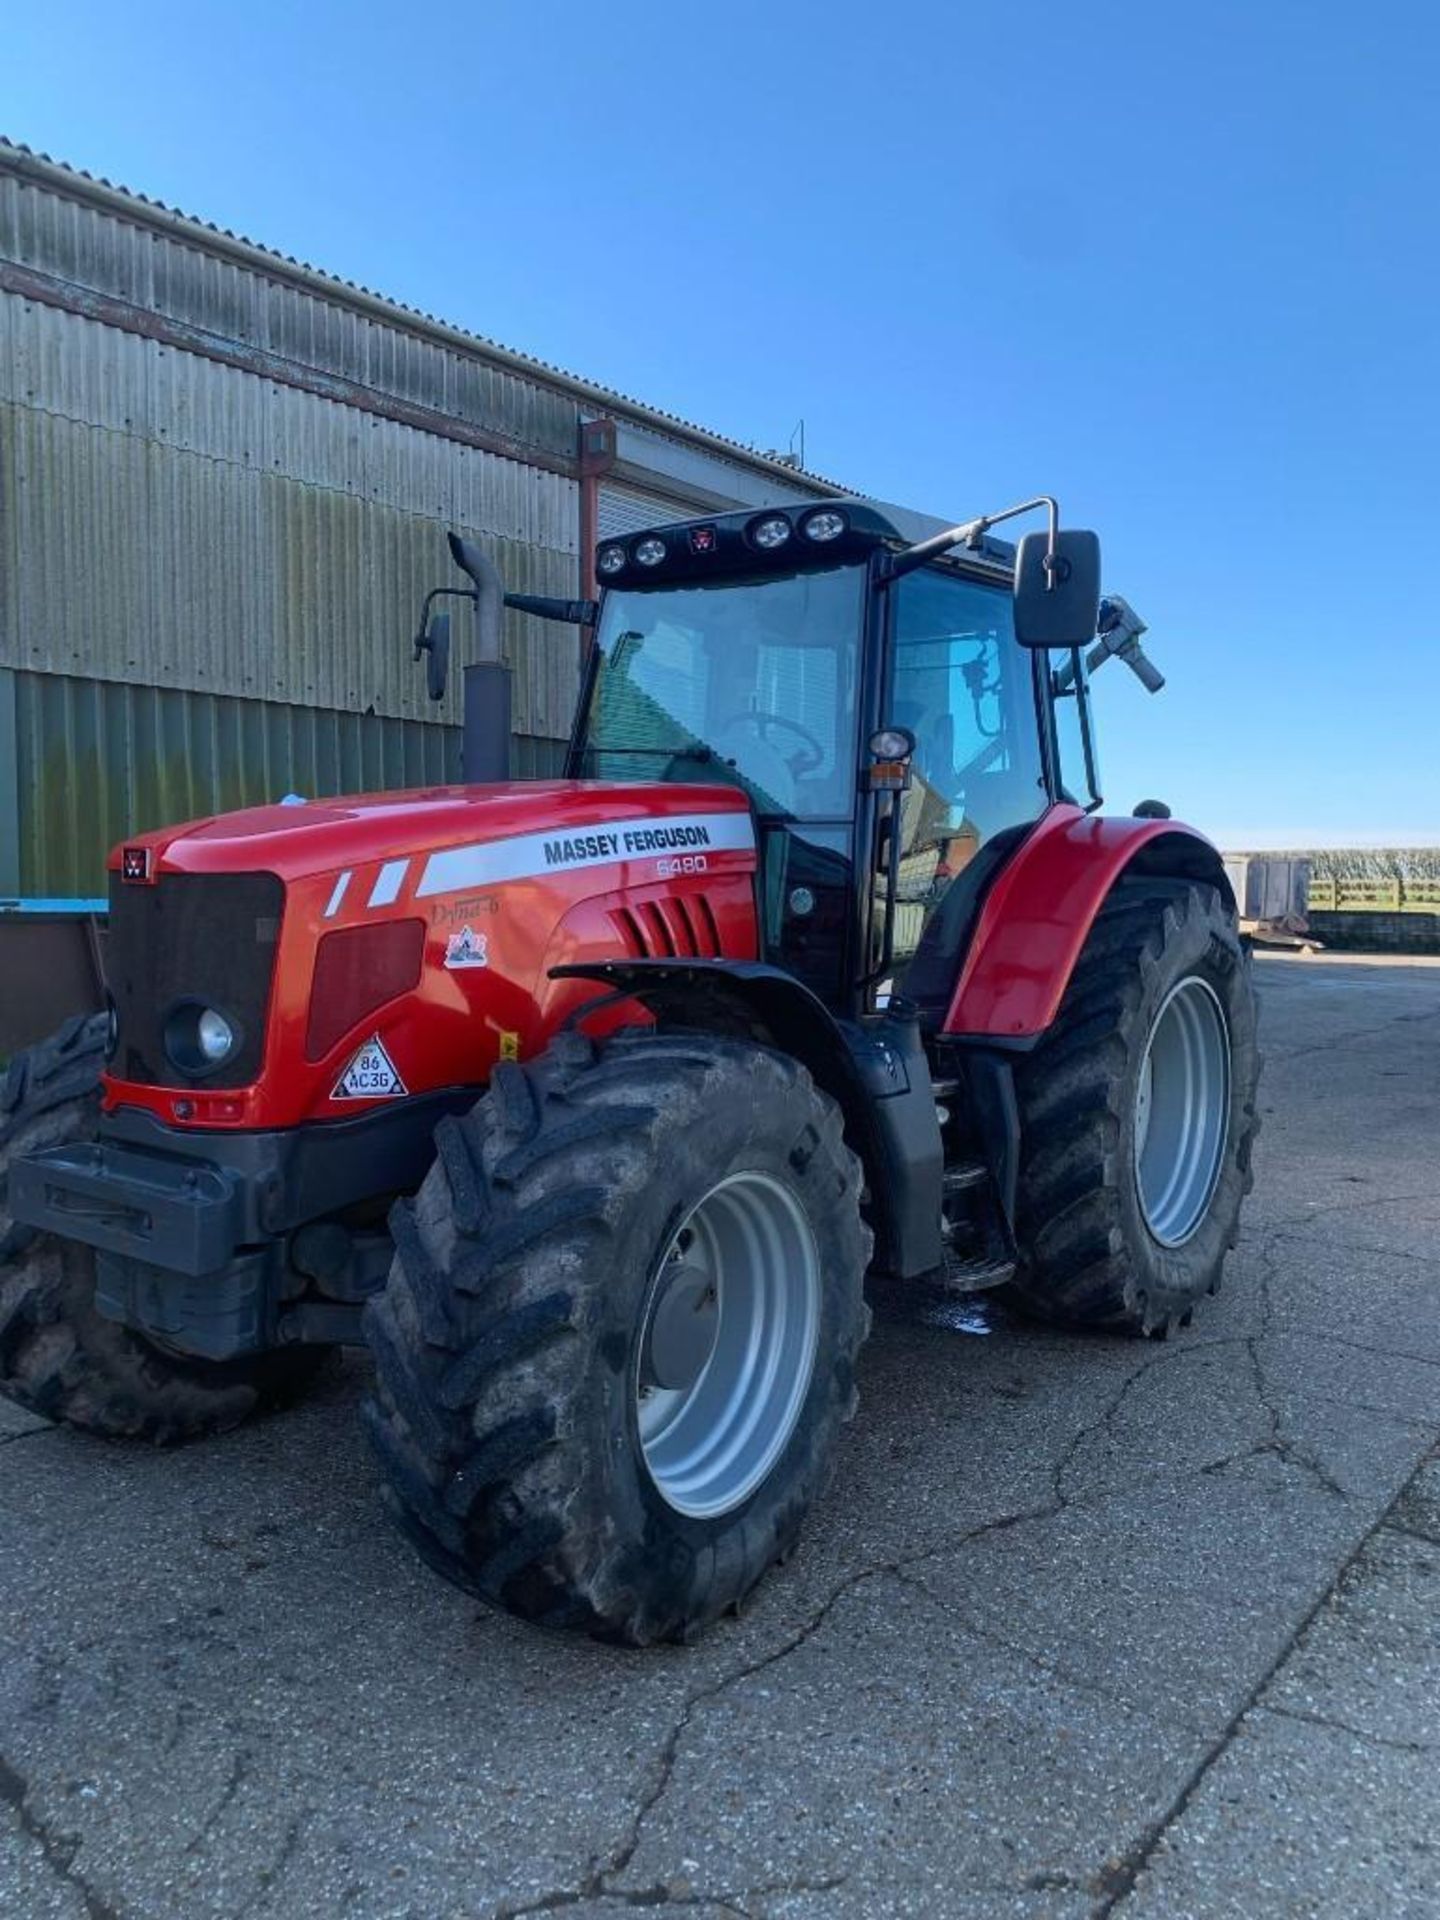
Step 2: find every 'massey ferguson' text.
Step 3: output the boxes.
[542,823,714,868]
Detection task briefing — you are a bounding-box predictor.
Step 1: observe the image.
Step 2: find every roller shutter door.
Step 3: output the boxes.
[597,482,707,540]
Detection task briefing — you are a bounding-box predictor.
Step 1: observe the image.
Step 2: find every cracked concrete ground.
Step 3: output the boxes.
[3,951,1439,1919]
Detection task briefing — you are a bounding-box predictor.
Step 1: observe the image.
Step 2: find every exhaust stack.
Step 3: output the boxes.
[446,531,511,784]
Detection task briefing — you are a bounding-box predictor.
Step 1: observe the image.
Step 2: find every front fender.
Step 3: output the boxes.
[943,806,1234,1040]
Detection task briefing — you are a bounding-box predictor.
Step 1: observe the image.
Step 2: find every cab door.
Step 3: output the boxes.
[876,566,1051,1011]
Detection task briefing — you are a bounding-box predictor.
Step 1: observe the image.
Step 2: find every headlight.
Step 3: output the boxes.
[802,509,847,543]
[750,514,792,550]
[597,544,627,576]
[634,537,667,567]
[164,1001,240,1077]
[197,1009,235,1062]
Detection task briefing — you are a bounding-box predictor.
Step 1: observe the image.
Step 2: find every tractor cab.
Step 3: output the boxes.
[564,498,1108,1018]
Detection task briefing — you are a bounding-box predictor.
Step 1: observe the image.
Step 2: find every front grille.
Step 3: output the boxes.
[107,872,284,1088]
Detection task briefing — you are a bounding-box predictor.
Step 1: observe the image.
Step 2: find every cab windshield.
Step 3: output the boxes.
[573,565,864,820]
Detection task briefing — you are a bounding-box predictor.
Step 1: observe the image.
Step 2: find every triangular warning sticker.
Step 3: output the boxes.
[331,1035,408,1101]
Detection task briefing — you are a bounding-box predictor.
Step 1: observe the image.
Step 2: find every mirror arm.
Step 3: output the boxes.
[412,585,474,662]
[503,592,599,627]
[881,494,1059,585]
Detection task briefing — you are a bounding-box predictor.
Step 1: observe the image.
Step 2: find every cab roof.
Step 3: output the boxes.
[595,497,1016,590]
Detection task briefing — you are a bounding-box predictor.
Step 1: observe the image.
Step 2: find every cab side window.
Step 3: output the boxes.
[885,570,1047,978]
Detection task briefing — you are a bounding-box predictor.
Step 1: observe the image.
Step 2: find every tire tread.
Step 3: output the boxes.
[1,1016,326,1440]
[1005,880,1260,1335]
[363,1029,871,1643]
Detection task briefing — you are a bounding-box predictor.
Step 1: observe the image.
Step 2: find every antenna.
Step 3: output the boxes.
[761,419,807,471]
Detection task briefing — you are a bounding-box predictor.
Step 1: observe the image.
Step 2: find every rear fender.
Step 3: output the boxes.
[943,807,1235,1040]
[551,959,944,1280]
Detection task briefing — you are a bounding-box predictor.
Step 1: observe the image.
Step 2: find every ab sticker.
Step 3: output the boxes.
[443,925,489,970]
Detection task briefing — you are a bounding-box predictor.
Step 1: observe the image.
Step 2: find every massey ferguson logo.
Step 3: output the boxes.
[120,846,152,883]
[541,823,715,869]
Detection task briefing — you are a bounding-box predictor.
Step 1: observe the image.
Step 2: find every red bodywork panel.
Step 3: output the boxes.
[104,782,760,1130]
[943,804,1226,1039]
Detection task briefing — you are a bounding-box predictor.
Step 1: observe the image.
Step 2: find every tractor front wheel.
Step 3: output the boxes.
[1006,879,1260,1335]
[0,1016,326,1441]
[363,1030,871,1644]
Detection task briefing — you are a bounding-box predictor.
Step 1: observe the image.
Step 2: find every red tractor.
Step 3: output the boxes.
[0,496,1259,1643]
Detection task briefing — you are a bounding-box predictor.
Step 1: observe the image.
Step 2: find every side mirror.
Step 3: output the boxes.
[413,610,451,702]
[1013,529,1101,649]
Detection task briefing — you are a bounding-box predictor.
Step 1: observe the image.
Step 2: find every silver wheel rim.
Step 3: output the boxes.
[636,1171,822,1520]
[1134,976,1231,1246]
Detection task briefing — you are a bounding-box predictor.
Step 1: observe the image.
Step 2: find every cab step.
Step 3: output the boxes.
[937,1157,1015,1292]
[939,1247,1016,1294]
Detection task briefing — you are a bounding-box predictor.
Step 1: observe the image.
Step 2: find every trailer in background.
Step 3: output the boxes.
[1222,851,1440,955]
[1221,854,1313,944]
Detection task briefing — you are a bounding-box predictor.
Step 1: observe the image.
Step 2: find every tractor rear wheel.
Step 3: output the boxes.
[363,1029,871,1644]
[0,1016,326,1441]
[1006,879,1260,1335]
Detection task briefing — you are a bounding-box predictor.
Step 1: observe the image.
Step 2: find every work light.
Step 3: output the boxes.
[869,727,915,761]
[802,510,847,543]
[634,538,667,567]
[866,726,916,792]
[597,544,627,576]
[750,515,792,550]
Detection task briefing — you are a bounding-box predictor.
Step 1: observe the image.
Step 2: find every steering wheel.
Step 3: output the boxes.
[716,710,826,777]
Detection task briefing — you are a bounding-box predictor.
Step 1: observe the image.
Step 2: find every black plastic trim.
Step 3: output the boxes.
[11,1088,477,1277]
[954,1048,1022,1228]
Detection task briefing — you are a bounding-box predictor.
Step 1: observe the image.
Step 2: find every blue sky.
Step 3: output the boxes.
[6,0,1437,847]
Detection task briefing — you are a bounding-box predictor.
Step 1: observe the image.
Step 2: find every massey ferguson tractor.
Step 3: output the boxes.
[0,495,1259,1644]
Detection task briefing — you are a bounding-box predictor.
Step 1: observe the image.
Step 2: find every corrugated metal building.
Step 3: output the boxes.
[0,141,845,900]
